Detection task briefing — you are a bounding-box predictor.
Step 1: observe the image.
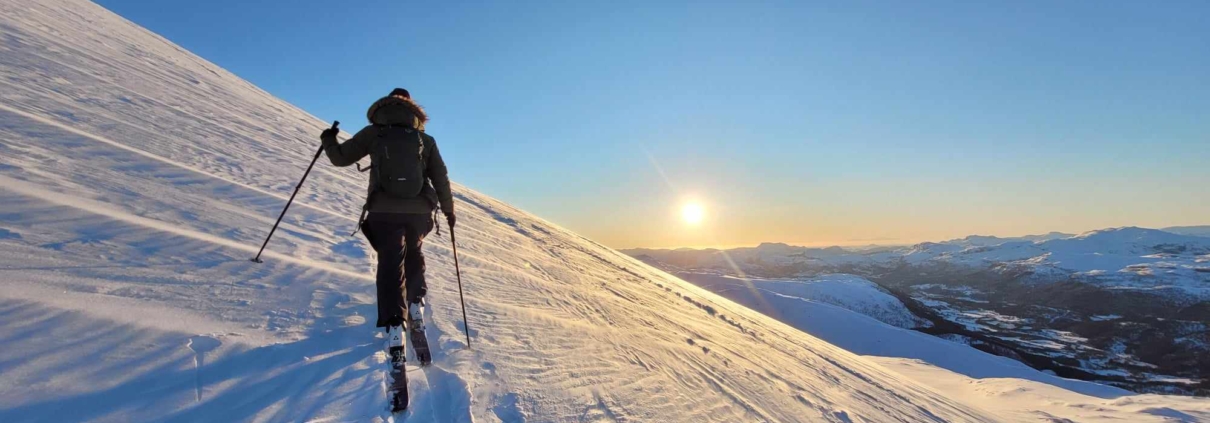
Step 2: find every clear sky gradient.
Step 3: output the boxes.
[96,0,1209,248]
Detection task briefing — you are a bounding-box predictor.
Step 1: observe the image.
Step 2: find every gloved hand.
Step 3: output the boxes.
[445,212,456,229]
[320,127,340,145]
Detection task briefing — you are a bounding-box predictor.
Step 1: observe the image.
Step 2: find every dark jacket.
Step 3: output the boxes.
[322,96,454,215]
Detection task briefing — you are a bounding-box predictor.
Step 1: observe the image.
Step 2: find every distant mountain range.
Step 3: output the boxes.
[626,226,1210,297]
[1164,225,1210,238]
[941,231,1074,247]
[624,226,1210,395]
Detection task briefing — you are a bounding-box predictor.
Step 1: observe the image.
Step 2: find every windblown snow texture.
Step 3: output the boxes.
[0,1,995,422]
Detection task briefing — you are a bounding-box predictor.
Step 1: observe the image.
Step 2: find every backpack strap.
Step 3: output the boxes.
[351,124,392,236]
[432,208,442,237]
[352,190,376,236]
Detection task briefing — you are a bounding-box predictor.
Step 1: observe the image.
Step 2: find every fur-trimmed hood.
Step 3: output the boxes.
[366,95,428,130]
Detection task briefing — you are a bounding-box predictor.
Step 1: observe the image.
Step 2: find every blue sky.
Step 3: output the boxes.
[97,0,1209,248]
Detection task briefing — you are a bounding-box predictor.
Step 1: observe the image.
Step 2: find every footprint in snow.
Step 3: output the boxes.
[492,392,526,423]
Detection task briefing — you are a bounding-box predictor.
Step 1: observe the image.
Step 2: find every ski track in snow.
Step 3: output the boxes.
[0,1,1206,422]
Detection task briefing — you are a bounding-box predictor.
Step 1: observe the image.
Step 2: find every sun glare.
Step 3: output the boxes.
[681,203,705,225]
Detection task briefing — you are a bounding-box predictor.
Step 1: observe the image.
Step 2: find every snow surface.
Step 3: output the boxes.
[676,273,930,329]
[872,357,1210,423]
[0,1,1006,421]
[678,274,1113,394]
[679,273,1210,421]
[902,227,1210,295]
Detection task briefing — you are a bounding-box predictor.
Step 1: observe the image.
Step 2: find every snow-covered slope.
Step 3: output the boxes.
[872,357,1210,422]
[632,231,1210,394]
[0,1,1005,422]
[1164,226,1210,239]
[678,273,1210,421]
[676,273,929,329]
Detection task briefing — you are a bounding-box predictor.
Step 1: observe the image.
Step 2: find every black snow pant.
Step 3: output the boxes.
[363,212,434,328]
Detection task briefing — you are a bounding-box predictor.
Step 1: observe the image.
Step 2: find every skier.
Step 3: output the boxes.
[320,88,455,411]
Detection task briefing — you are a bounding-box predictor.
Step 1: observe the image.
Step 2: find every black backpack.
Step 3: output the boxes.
[352,125,430,235]
[370,125,427,198]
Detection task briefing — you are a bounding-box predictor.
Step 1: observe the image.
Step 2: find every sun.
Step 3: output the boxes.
[681,203,705,225]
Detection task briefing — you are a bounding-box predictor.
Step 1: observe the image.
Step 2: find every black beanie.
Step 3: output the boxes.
[389,88,411,99]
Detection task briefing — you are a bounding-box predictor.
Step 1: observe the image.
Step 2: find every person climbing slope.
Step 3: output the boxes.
[319,88,455,411]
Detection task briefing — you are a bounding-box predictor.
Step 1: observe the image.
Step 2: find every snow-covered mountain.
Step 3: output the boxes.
[627,243,875,272]
[940,232,1075,248]
[904,227,1210,293]
[628,227,1210,298]
[3,1,1208,421]
[1165,226,1210,239]
[629,228,1210,393]
[668,273,930,330]
[0,1,1021,421]
[628,228,1210,396]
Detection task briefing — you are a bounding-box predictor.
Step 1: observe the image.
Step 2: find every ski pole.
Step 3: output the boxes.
[450,225,472,348]
[251,121,339,263]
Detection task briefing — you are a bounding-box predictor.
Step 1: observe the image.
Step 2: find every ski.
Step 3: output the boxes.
[409,328,431,366]
[386,301,429,414]
[407,301,432,366]
[387,327,409,413]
